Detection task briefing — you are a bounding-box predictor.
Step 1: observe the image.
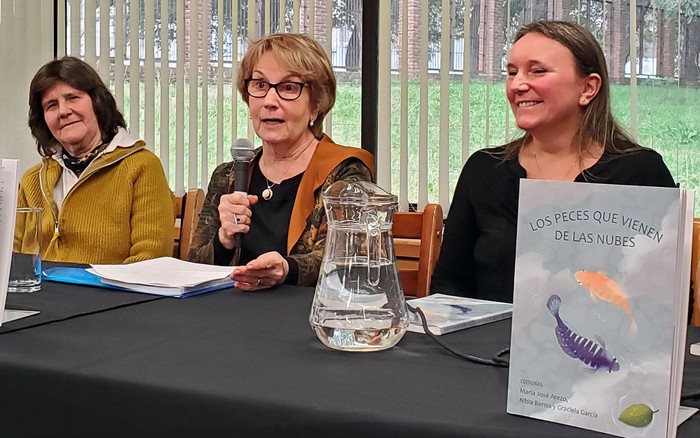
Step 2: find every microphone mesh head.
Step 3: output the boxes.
[230,138,255,163]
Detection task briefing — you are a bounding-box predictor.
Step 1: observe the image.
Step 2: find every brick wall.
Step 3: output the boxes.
[608,1,627,84]
[184,0,212,78]
[301,0,330,48]
[394,0,424,77]
[481,0,505,78]
[656,11,677,78]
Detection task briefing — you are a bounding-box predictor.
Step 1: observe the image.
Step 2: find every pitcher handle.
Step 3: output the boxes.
[365,210,381,286]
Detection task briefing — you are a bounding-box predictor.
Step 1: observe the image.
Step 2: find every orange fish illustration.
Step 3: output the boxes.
[574,270,637,335]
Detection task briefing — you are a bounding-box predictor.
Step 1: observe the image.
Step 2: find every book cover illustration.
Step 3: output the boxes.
[407,294,512,335]
[506,180,693,438]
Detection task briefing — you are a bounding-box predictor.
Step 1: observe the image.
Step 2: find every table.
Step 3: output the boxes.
[0,282,697,437]
[1,262,162,334]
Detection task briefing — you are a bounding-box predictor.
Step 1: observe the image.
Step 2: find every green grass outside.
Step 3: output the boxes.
[120,78,700,211]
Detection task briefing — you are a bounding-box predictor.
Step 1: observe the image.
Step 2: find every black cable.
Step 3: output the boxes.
[407,303,509,367]
[407,304,700,402]
[406,304,700,401]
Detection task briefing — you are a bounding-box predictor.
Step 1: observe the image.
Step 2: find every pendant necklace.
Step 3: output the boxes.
[262,180,278,201]
[532,149,579,180]
[262,137,317,201]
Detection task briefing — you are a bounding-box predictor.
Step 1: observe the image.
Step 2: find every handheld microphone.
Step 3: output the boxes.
[231,138,255,193]
[230,138,255,251]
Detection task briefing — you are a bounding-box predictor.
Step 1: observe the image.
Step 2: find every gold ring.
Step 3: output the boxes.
[234,214,241,224]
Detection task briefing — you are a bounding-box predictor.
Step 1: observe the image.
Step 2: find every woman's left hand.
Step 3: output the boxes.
[231,251,289,291]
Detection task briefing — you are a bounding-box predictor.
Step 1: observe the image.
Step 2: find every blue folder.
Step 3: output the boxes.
[42,267,232,298]
[43,267,129,291]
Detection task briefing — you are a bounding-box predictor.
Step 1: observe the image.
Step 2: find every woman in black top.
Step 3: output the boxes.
[189,34,373,290]
[431,21,675,302]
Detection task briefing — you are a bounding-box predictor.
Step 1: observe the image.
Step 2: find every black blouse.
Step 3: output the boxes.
[430,146,676,303]
[213,161,303,283]
[240,163,303,265]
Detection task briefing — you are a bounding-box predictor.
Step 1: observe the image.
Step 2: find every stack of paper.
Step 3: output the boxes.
[88,257,235,297]
[45,257,234,298]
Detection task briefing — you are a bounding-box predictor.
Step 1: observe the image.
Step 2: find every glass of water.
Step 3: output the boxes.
[9,207,42,293]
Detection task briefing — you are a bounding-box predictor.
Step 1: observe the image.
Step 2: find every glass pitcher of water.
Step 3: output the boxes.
[309,181,408,352]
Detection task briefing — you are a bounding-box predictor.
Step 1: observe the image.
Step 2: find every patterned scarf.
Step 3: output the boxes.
[62,142,108,176]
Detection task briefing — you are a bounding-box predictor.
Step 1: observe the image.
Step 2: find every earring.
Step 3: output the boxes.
[580,98,587,104]
[309,120,315,127]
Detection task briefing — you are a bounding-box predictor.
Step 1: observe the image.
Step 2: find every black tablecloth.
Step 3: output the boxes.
[0,284,697,437]
[1,262,163,334]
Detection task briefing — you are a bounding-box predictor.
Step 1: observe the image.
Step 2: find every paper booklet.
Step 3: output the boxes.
[691,342,700,356]
[407,294,512,335]
[0,159,20,317]
[506,180,697,438]
[0,160,39,325]
[44,257,234,298]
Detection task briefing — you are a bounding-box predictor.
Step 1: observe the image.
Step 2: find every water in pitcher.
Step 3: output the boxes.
[310,257,407,352]
[310,180,407,352]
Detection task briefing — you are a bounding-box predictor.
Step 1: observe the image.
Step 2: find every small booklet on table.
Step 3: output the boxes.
[44,257,235,298]
[692,342,700,356]
[407,293,513,335]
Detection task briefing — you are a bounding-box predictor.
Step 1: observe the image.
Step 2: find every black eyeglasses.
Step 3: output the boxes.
[245,79,308,101]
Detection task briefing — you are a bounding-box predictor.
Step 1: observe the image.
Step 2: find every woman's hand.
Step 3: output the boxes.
[217,193,258,249]
[231,251,289,291]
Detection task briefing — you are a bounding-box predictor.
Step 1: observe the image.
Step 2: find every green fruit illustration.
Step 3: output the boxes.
[618,403,658,427]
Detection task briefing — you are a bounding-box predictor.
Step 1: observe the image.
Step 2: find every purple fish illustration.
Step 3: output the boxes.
[546,294,620,373]
[448,304,472,313]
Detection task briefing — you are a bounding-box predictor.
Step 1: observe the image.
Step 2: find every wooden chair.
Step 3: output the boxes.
[393,204,444,298]
[173,188,205,260]
[691,218,700,326]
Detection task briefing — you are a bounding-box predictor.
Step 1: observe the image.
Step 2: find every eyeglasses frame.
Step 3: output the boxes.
[244,79,309,101]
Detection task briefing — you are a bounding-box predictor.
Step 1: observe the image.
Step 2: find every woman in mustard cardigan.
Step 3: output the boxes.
[188,33,374,290]
[16,56,173,264]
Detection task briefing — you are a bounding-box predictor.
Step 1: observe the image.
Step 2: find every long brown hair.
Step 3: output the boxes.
[504,20,640,160]
[28,56,126,156]
[237,33,336,139]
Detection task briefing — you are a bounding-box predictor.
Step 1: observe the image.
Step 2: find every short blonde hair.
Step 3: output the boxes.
[237,33,336,139]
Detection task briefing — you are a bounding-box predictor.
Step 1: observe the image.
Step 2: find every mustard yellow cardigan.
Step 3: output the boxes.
[16,138,174,264]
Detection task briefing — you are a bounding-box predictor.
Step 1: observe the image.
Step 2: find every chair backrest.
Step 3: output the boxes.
[173,188,205,260]
[392,204,444,298]
[691,218,700,326]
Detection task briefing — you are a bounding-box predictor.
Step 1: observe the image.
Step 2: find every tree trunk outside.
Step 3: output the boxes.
[680,15,700,87]
[531,0,548,21]
[562,0,578,21]
[608,0,631,85]
[470,0,481,75]
[345,0,362,71]
[634,1,653,76]
[655,9,677,78]
[636,5,644,75]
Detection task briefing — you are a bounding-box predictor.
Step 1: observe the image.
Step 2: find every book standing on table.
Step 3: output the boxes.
[506,180,696,438]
